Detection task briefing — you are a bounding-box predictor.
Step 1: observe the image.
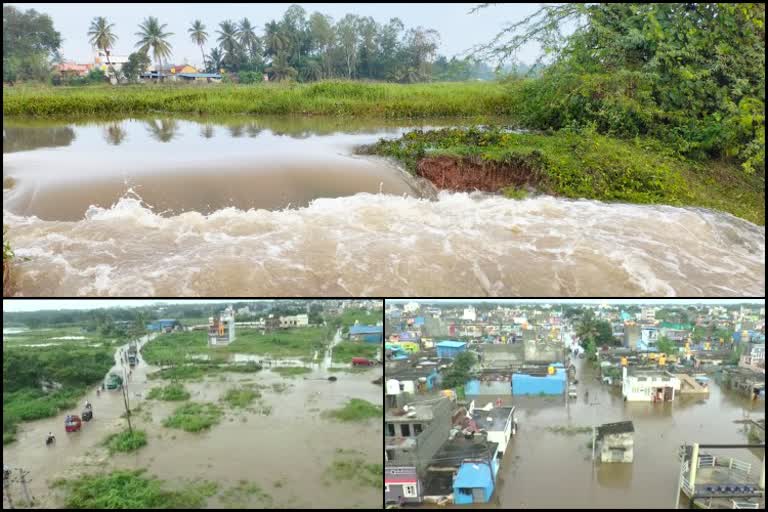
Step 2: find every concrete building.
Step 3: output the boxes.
[597,421,635,463]
[385,398,454,474]
[279,314,309,328]
[621,367,680,402]
[423,436,499,504]
[465,371,513,396]
[624,323,641,349]
[478,344,524,369]
[386,365,440,395]
[463,306,477,322]
[470,402,516,455]
[349,324,383,343]
[512,363,566,395]
[453,462,495,504]
[147,319,182,332]
[385,466,422,505]
[641,307,656,322]
[437,341,468,359]
[404,302,421,314]
[208,306,236,346]
[524,338,562,363]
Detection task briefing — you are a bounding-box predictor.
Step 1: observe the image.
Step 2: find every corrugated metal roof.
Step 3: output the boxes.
[350,324,383,335]
[178,73,221,78]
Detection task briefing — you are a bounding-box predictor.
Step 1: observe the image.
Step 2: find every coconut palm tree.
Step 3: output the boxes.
[238,18,260,61]
[104,123,127,145]
[135,17,174,80]
[87,17,118,80]
[263,20,289,58]
[188,20,208,72]
[207,48,224,73]
[266,51,297,82]
[216,20,241,69]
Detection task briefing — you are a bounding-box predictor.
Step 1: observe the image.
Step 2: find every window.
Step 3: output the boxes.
[414,424,423,435]
[459,488,472,496]
[399,383,405,391]
[386,450,395,461]
[387,424,395,436]
[403,485,418,498]
[401,424,411,437]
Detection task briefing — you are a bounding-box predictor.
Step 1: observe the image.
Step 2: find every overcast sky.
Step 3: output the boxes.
[11,3,543,68]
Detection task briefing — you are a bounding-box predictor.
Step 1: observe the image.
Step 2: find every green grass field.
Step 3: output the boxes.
[3,80,514,117]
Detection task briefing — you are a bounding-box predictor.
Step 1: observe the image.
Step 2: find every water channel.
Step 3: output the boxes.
[4,116,764,296]
[2,332,383,508]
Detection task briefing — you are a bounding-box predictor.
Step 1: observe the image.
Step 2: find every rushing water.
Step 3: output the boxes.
[4,116,764,296]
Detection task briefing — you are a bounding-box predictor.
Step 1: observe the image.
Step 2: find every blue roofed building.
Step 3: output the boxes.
[147,319,182,332]
[512,363,566,395]
[413,316,425,327]
[349,324,383,343]
[453,461,496,504]
[436,341,467,359]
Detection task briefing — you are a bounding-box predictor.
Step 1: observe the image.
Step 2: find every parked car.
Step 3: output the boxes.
[351,357,376,367]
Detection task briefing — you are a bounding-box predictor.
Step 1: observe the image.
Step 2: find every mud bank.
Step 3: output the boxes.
[416,155,540,192]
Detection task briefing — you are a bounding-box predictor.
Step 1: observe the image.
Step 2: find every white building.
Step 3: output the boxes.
[208,305,236,347]
[93,48,129,72]
[469,402,516,456]
[463,306,477,322]
[279,314,309,328]
[641,307,656,322]
[621,367,680,402]
[403,302,421,314]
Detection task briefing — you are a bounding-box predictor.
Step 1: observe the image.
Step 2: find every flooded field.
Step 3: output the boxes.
[2,334,383,509]
[469,357,765,509]
[4,116,764,296]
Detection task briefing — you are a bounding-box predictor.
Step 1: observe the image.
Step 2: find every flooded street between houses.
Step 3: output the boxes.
[2,333,383,509]
[464,357,765,509]
[4,116,764,296]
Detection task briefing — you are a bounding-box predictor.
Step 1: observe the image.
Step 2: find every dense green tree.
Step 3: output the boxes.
[121,51,150,83]
[3,5,62,82]
[474,3,766,174]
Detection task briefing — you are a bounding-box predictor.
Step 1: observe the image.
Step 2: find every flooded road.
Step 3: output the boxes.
[478,355,765,508]
[4,116,764,296]
[2,333,383,509]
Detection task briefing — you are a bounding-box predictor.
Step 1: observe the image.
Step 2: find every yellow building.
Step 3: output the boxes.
[171,64,198,75]
[391,341,419,353]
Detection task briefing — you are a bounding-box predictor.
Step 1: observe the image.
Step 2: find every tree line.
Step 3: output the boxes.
[3,4,499,84]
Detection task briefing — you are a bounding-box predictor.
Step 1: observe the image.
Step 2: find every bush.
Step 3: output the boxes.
[102,429,147,454]
[222,388,259,408]
[324,399,382,422]
[147,382,190,401]
[238,71,262,84]
[163,403,223,432]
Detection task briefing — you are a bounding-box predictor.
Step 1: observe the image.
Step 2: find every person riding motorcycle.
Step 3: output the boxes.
[46,431,56,445]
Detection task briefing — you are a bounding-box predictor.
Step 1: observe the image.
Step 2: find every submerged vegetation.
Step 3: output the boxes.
[147,382,190,401]
[324,399,382,422]
[270,366,312,377]
[52,469,218,509]
[102,429,148,454]
[327,456,382,488]
[222,387,259,408]
[162,402,223,432]
[331,341,380,363]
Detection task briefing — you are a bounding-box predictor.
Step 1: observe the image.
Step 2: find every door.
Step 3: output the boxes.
[472,487,485,503]
[664,386,673,401]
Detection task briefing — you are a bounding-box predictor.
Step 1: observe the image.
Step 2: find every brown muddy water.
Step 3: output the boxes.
[3,116,765,297]
[461,357,765,509]
[2,334,383,509]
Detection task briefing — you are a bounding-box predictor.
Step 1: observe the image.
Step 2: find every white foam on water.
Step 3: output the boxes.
[4,191,764,296]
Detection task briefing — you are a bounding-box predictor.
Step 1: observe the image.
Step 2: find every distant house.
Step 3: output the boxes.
[621,367,680,402]
[349,324,383,343]
[147,319,182,332]
[597,421,635,463]
[436,341,467,359]
[177,72,222,83]
[208,306,236,347]
[55,62,93,78]
[170,64,198,75]
[385,466,422,505]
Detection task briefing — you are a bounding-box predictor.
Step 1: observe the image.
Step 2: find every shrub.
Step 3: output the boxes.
[102,429,147,454]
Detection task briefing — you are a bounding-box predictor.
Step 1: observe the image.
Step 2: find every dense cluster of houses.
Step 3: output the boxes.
[384,301,765,506]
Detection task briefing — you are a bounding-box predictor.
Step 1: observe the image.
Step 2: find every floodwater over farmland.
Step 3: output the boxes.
[1,333,383,509]
[3,116,765,296]
[464,357,765,509]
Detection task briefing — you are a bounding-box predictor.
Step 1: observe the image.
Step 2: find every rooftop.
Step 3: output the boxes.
[430,436,499,468]
[437,341,467,349]
[386,402,436,423]
[471,406,515,432]
[350,324,383,335]
[386,366,439,381]
[454,461,493,488]
[597,421,635,438]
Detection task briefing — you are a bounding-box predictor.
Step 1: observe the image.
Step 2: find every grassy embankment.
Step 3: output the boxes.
[360,127,765,225]
[329,307,383,364]
[3,331,115,444]
[2,80,513,117]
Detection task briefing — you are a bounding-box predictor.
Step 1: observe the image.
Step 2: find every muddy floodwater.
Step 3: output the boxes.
[2,334,383,509]
[462,356,765,509]
[3,116,765,296]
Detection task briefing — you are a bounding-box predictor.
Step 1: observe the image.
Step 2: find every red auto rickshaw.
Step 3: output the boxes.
[65,415,82,432]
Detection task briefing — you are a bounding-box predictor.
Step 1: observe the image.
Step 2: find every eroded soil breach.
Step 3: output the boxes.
[416,155,542,192]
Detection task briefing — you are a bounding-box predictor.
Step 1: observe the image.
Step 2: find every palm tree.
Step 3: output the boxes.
[135,17,174,80]
[238,18,259,61]
[575,309,599,345]
[188,20,208,72]
[87,17,118,80]
[263,21,288,58]
[145,119,178,142]
[266,51,297,81]
[216,20,241,69]
[104,123,127,145]
[207,48,223,73]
